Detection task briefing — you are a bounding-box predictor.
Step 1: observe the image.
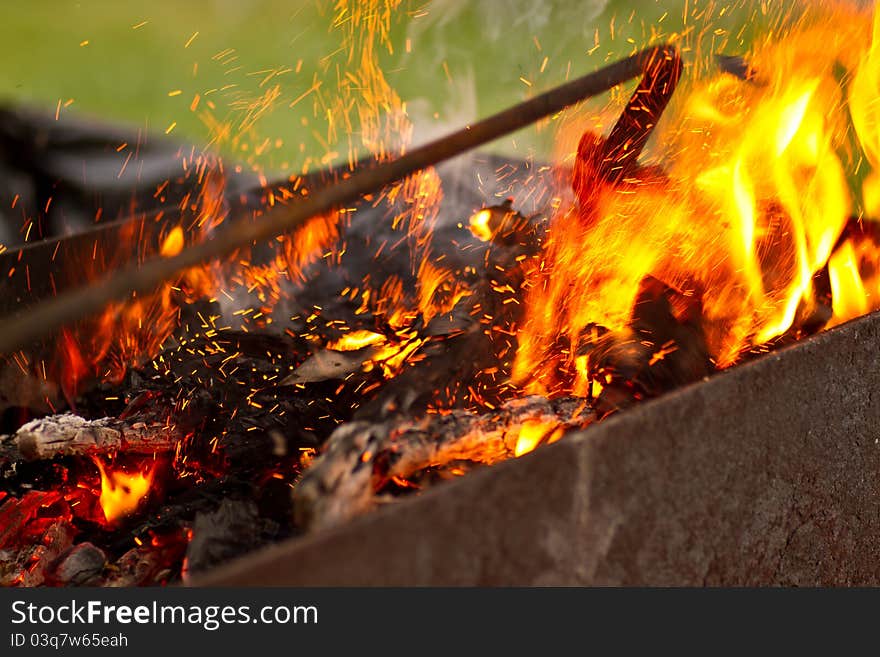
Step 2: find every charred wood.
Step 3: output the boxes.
[349,203,547,419]
[583,276,713,414]
[0,413,183,465]
[294,395,594,532]
[574,46,682,200]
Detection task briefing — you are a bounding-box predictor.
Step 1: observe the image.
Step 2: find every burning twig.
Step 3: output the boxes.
[293,396,595,532]
[596,46,682,183]
[0,46,679,356]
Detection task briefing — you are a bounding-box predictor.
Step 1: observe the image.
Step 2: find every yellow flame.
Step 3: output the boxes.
[828,240,869,324]
[469,209,494,242]
[513,419,563,458]
[850,6,880,171]
[327,330,386,351]
[513,2,876,395]
[159,226,184,258]
[94,459,154,523]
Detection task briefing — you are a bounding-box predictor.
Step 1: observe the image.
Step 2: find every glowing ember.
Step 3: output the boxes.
[159,226,185,258]
[93,459,155,523]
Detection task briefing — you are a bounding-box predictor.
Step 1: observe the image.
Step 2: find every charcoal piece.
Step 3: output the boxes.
[185,499,278,574]
[49,541,107,586]
[351,200,546,421]
[80,329,347,474]
[109,476,252,550]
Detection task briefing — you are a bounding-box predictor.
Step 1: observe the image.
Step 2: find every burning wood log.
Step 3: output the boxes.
[0,412,183,465]
[293,396,595,532]
[584,276,714,413]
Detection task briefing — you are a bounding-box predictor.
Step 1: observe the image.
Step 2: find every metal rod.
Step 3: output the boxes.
[0,45,676,355]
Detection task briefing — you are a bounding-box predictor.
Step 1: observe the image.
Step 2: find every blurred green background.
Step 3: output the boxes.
[0,0,775,173]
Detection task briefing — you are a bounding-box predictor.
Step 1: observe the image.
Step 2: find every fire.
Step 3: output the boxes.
[513,2,880,397]
[47,163,228,395]
[827,230,880,327]
[327,330,386,351]
[469,209,494,242]
[467,201,524,244]
[93,458,155,524]
[280,211,341,284]
[159,226,184,257]
[29,3,880,562]
[513,419,564,458]
[417,258,471,323]
[366,333,424,377]
[57,328,89,401]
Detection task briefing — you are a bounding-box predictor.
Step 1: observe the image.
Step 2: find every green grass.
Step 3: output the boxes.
[0,1,774,170]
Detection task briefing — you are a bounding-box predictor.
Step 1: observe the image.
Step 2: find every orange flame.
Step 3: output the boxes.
[159,226,184,258]
[513,2,880,396]
[469,209,494,242]
[93,458,155,523]
[57,328,89,400]
[49,166,225,395]
[513,419,564,458]
[280,211,341,284]
[827,231,880,327]
[327,330,387,351]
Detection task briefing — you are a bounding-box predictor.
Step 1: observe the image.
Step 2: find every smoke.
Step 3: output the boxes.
[405,0,608,46]
[400,0,610,156]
